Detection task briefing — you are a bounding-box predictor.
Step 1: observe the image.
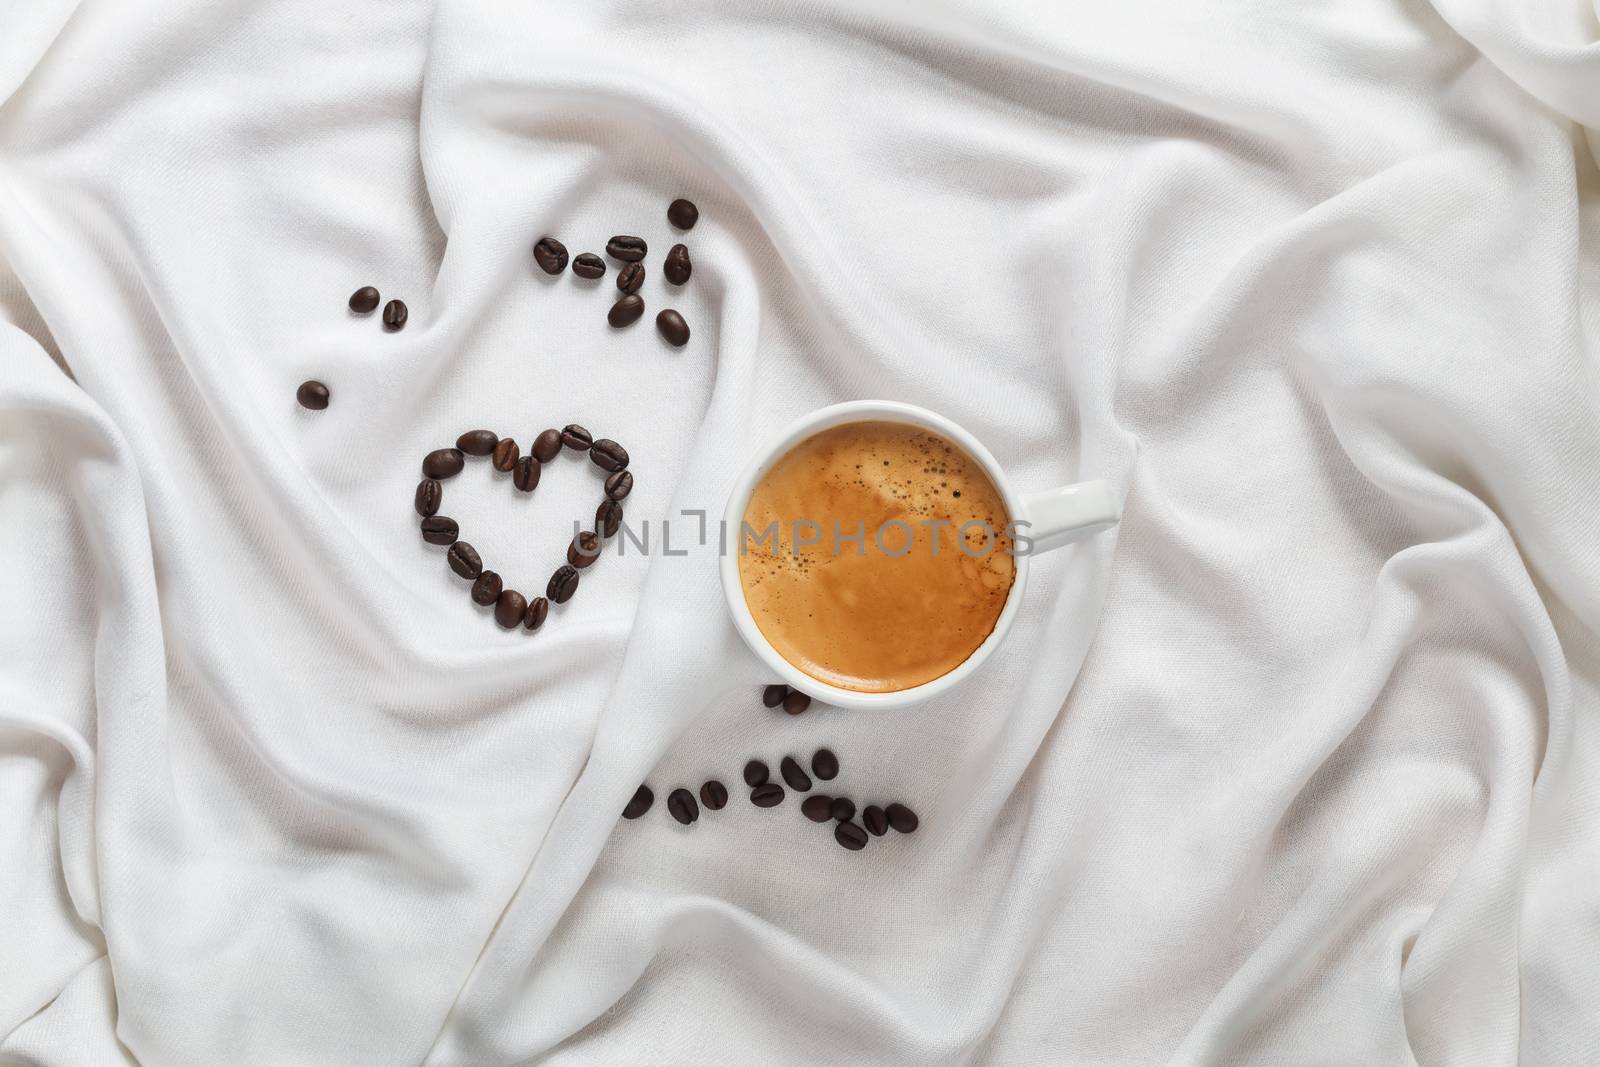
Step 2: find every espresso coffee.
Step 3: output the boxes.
[738,421,1015,693]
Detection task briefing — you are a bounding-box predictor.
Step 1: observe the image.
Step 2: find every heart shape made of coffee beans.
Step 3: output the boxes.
[412,424,633,631]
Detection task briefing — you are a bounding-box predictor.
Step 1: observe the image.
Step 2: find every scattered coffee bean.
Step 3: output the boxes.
[667,788,700,825]
[885,803,918,834]
[447,541,483,579]
[562,424,593,450]
[572,252,606,279]
[835,821,869,851]
[623,785,654,819]
[348,286,380,313]
[492,437,520,472]
[414,478,442,517]
[762,684,789,708]
[296,380,330,410]
[495,589,527,629]
[667,198,699,230]
[568,531,601,569]
[471,570,502,605]
[534,237,569,275]
[420,515,459,546]
[604,470,633,501]
[533,428,563,462]
[609,294,645,328]
[548,564,579,604]
[456,429,499,456]
[801,795,833,823]
[751,783,785,807]
[422,448,465,479]
[606,235,647,262]
[743,759,769,787]
[655,309,690,347]
[664,244,691,285]
[616,262,645,294]
[830,797,856,822]
[513,456,541,492]
[699,780,728,811]
[590,439,629,472]
[383,299,408,330]
[524,596,549,631]
[783,690,811,716]
[863,806,889,837]
[780,756,812,792]
[811,749,838,781]
[595,499,623,538]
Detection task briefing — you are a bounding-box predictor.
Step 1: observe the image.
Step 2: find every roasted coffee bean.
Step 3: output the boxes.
[414,478,442,517]
[782,690,811,716]
[863,805,889,836]
[830,797,856,822]
[762,684,789,708]
[383,299,408,330]
[616,262,645,294]
[562,424,593,451]
[348,286,380,313]
[750,783,784,807]
[780,756,812,793]
[623,784,654,819]
[513,456,541,492]
[420,515,459,546]
[296,380,330,410]
[456,429,499,456]
[490,438,520,474]
[422,448,465,479]
[533,236,568,275]
[589,439,629,472]
[655,309,690,347]
[801,795,833,823]
[743,759,769,787]
[524,595,549,631]
[495,589,527,629]
[699,780,728,811]
[811,748,839,781]
[572,252,606,279]
[533,428,563,462]
[492,437,520,472]
[447,541,482,579]
[604,470,633,501]
[595,499,623,538]
[606,235,647,262]
[667,788,699,825]
[664,244,691,285]
[547,564,579,604]
[835,821,869,851]
[667,198,698,230]
[885,803,919,834]
[608,294,645,328]
[471,570,502,605]
[567,531,601,569]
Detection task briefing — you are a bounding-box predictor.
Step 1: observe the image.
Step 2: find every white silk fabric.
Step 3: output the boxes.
[2,0,1598,1063]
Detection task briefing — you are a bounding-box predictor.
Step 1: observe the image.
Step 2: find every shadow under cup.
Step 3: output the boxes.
[734,419,1018,695]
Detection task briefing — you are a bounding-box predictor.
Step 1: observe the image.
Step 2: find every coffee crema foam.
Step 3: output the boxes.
[738,421,1015,693]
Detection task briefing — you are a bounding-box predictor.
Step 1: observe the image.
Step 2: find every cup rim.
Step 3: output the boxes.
[719,399,1031,710]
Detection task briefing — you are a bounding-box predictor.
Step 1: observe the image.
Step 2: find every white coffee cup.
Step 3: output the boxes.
[720,400,1121,710]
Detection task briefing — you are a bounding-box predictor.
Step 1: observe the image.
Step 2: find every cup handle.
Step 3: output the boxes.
[1019,480,1122,555]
